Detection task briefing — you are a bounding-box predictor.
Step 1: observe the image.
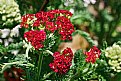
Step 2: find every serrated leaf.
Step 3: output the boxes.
[82,68,89,73]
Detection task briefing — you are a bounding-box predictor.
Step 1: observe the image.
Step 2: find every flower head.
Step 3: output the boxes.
[21,10,74,35]
[105,44,121,72]
[45,21,57,32]
[49,9,73,17]
[24,30,46,50]
[85,46,101,63]
[33,19,40,27]
[49,47,73,74]
[56,16,74,40]
[20,14,35,28]
[21,10,74,50]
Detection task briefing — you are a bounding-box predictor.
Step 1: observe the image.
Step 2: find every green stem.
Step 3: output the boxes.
[36,52,43,81]
[25,45,29,59]
[25,42,31,59]
[26,69,31,81]
[42,71,54,80]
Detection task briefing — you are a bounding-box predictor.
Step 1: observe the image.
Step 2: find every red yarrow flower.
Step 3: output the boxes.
[21,10,74,41]
[4,66,24,81]
[24,30,46,50]
[49,47,73,74]
[33,19,40,27]
[85,46,101,63]
[20,14,35,28]
[45,21,57,32]
[35,11,48,24]
[49,9,73,17]
[56,16,74,40]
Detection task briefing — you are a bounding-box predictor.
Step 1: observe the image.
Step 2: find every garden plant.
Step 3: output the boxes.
[0,0,121,81]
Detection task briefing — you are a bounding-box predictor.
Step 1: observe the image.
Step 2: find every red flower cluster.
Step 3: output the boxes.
[20,14,35,28]
[20,10,74,40]
[85,46,101,63]
[24,30,46,50]
[48,9,73,17]
[45,21,57,32]
[4,66,24,81]
[35,11,48,25]
[33,19,40,27]
[49,48,73,74]
[56,16,74,40]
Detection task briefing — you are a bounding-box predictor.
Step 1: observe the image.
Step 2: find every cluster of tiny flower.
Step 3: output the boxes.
[20,14,35,28]
[49,47,73,74]
[21,10,74,45]
[56,16,74,40]
[105,44,121,72]
[24,30,46,50]
[85,46,101,63]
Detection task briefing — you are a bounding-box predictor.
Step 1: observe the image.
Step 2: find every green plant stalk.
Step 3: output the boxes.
[26,69,31,81]
[42,71,54,80]
[25,43,31,59]
[36,52,43,81]
[98,16,105,46]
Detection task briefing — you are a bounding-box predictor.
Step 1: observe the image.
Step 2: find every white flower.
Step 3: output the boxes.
[10,25,20,37]
[83,0,96,7]
[90,0,96,4]
[11,50,19,55]
[0,29,10,38]
[64,0,74,6]
[69,8,74,14]
[4,39,9,46]
[83,0,90,4]
[0,0,21,27]
[105,43,121,72]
